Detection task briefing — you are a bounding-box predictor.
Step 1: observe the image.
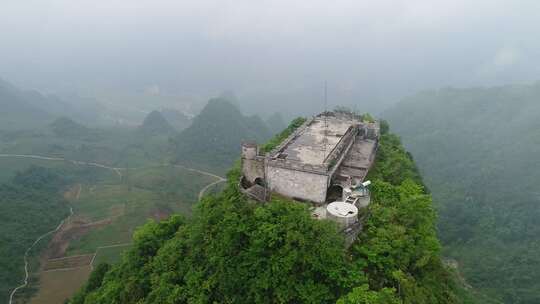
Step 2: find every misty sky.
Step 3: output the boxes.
[2,0,540,116]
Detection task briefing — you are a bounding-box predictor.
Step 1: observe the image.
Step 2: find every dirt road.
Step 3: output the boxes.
[4,154,226,303]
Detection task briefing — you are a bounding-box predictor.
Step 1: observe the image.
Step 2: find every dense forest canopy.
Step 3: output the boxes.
[69,119,470,304]
[0,167,71,301]
[384,83,540,303]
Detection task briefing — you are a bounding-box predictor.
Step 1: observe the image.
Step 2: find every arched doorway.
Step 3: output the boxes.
[326,184,344,203]
[254,177,265,187]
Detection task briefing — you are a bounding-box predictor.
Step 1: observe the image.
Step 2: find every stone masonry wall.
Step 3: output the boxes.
[241,157,265,184]
[266,165,329,203]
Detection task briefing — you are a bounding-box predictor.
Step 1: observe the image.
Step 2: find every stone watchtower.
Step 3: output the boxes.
[241,142,258,159]
[241,142,265,185]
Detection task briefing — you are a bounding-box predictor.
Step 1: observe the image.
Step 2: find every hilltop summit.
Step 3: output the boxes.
[172,98,271,173]
[139,111,176,135]
[49,117,91,138]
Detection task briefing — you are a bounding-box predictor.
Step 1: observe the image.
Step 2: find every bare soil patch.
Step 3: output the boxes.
[28,266,91,304]
[46,216,112,259]
[63,184,82,201]
[150,207,171,221]
[43,254,94,271]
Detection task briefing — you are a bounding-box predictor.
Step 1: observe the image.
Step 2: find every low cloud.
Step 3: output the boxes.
[493,46,520,68]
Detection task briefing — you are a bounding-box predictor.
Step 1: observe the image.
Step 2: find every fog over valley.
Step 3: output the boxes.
[1,1,540,304]
[2,0,540,117]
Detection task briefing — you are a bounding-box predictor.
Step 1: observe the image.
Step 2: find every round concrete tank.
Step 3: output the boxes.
[326,202,358,228]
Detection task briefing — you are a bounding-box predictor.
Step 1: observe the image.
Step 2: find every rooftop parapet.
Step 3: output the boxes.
[322,125,358,168]
[265,113,377,174]
[269,115,359,165]
[266,157,329,174]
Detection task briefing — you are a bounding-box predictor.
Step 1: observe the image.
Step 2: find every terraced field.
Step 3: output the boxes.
[4,157,223,304]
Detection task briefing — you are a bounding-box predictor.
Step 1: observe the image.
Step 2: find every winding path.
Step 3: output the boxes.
[171,165,227,200]
[8,207,73,304]
[2,154,225,303]
[198,178,226,201]
[0,154,123,178]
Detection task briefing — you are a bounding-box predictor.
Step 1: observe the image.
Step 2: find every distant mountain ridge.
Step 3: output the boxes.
[138,111,176,135]
[172,98,271,174]
[159,108,191,131]
[49,117,96,139]
[265,112,286,135]
[0,78,103,130]
[0,79,54,129]
[384,83,540,303]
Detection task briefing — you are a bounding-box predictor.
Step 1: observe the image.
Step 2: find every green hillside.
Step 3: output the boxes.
[0,119,173,169]
[0,166,83,302]
[171,98,271,174]
[384,83,540,303]
[68,119,469,304]
[0,79,54,130]
[49,117,100,140]
[0,79,104,131]
[138,111,176,136]
[159,108,191,131]
[265,112,287,135]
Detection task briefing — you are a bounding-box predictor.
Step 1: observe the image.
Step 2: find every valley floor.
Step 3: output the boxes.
[3,155,225,304]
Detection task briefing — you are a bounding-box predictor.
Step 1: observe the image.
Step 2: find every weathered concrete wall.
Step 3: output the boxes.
[366,122,380,140]
[241,144,258,159]
[323,126,356,167]
[241,143,265,184]
[266,165,328,203]
[242,157,265,184]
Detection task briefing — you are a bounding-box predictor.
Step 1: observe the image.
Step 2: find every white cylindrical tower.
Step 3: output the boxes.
[326,201,358,228]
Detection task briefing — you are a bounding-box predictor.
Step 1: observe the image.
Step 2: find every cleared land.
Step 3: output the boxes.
[66,166,216,256]
[43,255,93,271]
[92,244,133,266]
[18,163,221,304]
[27,266,92,304]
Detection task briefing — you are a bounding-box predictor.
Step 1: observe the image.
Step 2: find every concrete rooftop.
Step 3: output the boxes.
[277,115,356,165]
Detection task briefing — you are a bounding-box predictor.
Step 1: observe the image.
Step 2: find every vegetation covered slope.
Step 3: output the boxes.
[49,117,98,140]
[384,83,540,303]
[0,79,53,130]
[0,116,175,168]
[70,119,467,304]
[0,167,70,301]
[138,111,176,136]
[159,108,191,131]
[265,112,287,135]
[0,78,104,130]
[171,98,271,174]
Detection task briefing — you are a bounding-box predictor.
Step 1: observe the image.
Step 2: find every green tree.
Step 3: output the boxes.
[69,117,465,304]
[337,285,399,304]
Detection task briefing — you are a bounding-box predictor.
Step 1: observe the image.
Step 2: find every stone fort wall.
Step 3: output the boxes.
[241,144,265,184]
[266,165,329,203]
[240,115,380,204]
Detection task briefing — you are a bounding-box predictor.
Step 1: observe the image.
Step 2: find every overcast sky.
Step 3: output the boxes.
[2,0,540,115]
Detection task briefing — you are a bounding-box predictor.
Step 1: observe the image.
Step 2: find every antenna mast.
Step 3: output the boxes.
[324,81,328,159]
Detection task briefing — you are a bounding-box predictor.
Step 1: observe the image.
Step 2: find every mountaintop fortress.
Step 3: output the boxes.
[240,111,379,242]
